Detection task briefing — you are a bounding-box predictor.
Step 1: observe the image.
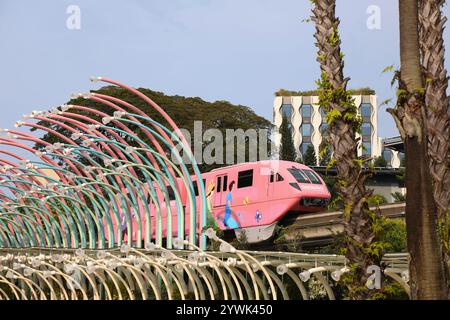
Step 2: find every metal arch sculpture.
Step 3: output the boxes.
[0,237,411,300]
[0,77,412,300]
[0,77,207,250]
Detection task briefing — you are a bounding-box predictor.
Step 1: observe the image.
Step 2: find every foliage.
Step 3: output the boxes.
[314,218,406,256]
[337,263,372,299]
[437,218,450,263]
[229,230,251,250]
[313,231,347,255]
[318,174,342,210]
[373,156,387,168]
[272,225,303,252]
[395,168,405,187]
[301,144,317,166]
[32,86,272,173]
[203,224,224,251]
[314,218,407,299]
[377,219,407,253]
[368,280,409,300]
[318,143,332,166]
[279,116,297,161]
[307,277,328,300]
[382,65,395,74]
[367,194,388,206]
[391,192,406,203]
[316,74,362,132]
[327,194,343,210]
[337,270,409,300]
[274,87,376,97]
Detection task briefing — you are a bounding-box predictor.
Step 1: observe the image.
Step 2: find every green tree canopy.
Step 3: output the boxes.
[302,144,317,166]
[32,86,272,173]
[377,219,407,253]
[373,155,388,167]
[279,116,297,161]
[318,143,331,166]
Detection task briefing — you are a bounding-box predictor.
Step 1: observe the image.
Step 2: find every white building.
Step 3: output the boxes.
[273,94,382,165]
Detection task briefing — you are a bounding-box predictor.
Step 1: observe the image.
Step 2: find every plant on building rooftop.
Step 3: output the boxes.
[274,87,376,97]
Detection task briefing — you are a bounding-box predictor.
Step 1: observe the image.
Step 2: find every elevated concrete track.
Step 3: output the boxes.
[253,202,406,250]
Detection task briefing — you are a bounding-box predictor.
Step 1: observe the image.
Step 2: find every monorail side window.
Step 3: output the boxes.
[126,192,133,203]
[216,176,222,192]
[270,172,284,183]
[223,175,228,192]
[192,180,199,196]
[191,179,207,197]
[238,169,253,188]
[202,179,206,193]
[166,185,176,201]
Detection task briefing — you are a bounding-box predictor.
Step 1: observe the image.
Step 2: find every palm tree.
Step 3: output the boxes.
[418,0,450,290]
[388,0,447,299]
[311,0,380,299]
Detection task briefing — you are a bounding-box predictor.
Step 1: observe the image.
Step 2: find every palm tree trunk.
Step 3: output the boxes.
[389,0,447,299]
[418,0,450,295]
[312,0,378,299]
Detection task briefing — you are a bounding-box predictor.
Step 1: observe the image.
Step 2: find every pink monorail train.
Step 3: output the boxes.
[108,160,331,244]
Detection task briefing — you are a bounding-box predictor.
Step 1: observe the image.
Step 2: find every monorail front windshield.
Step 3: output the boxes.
[287,167,322,185]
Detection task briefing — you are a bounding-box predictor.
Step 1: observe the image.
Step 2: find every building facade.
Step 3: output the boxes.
[273,94,381,164]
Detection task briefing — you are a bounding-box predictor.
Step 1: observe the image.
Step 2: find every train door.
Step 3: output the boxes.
[267,171,283,199]
[213,174,228,207]
[267,171,275,199]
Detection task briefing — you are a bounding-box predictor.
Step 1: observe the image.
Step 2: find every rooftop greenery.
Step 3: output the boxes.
[274,87,376,97]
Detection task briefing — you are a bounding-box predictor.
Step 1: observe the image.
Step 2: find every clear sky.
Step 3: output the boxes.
[0,0,449,138]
